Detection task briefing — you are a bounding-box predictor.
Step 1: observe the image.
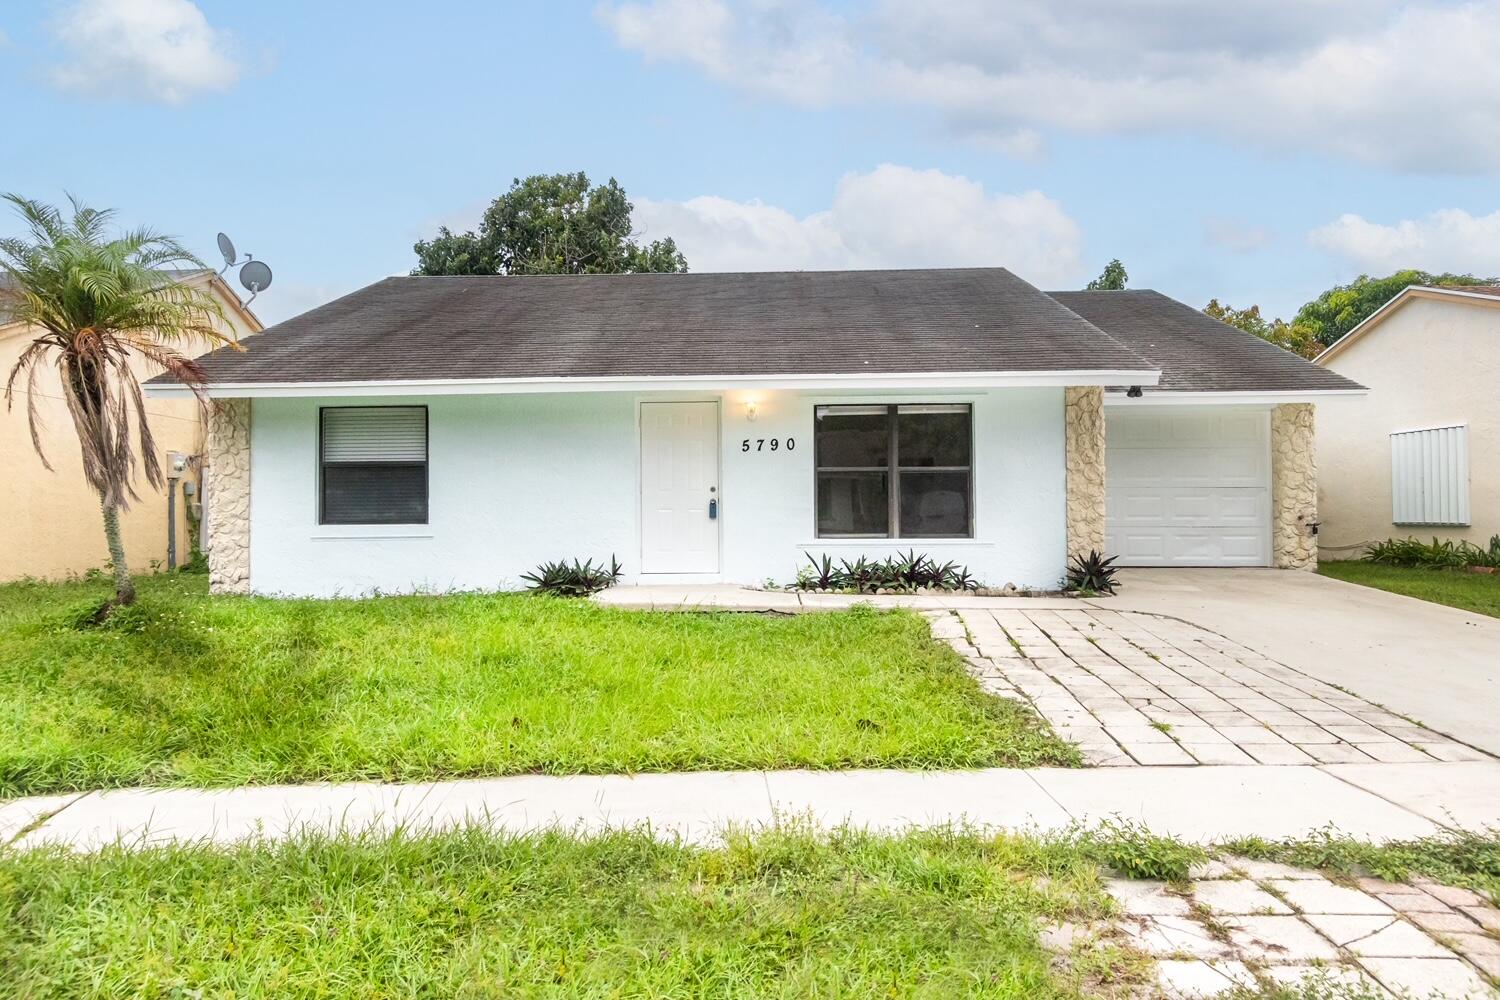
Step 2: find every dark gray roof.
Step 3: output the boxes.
[155,268,1156,385]
[1046,290,1365,393]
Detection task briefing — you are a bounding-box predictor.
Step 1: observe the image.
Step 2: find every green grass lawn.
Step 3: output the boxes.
[0,574,1074,797]
[0,826,1140,999]
[1318,561,1500,618]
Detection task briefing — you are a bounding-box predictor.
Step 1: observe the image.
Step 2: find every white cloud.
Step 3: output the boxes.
[50,0,239,104]
[1203,217,1274,254]
[598,0,1500,171]
[634,164,1083,286]
[1309,209,1500,274]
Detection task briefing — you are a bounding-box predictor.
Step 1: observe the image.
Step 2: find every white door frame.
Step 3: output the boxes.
[636,399,722,578]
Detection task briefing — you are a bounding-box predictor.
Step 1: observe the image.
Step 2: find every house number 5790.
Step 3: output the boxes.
[741,438,794,452]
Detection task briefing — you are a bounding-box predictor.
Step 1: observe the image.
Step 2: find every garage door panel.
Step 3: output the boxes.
[1106,409,1270,567]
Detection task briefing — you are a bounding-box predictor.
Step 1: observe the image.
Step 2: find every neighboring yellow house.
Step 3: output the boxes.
[1314,285,1500,557]
[0,272,262,581]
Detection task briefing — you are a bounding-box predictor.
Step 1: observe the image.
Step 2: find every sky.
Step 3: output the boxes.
[2,0,1499,327]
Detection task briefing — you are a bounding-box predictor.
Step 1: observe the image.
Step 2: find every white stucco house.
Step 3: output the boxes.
[1314,284,1500,557]
[144,268,1362,597]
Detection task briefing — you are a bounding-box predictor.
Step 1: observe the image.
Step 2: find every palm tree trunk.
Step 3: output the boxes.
[100,496,136,607]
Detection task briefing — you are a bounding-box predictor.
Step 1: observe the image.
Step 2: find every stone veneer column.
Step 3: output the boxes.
[1064,387,1107,561]
[1271,402,1318,571]
[206,398,252,594]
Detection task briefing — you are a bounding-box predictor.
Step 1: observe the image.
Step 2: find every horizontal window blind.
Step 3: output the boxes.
[320,407,428,525]
[322,407,427,463]
[1390,424,1469,526]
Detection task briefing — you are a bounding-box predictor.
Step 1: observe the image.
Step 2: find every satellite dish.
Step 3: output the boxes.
[216,232,237,274]
[239,259,272,305]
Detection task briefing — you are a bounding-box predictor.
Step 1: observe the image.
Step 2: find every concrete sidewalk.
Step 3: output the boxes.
[6,762,1499,853]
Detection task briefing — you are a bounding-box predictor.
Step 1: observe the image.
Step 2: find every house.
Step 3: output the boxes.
[143,268,1362,597]
[1313,284,1500,557]
[0,271,262,582]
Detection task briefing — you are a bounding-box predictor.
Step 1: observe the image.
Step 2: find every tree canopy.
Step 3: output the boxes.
[1293,270,1498,347]
[413,173,687,277]
[1203,299,1321,360]
[1085,259,1127,290]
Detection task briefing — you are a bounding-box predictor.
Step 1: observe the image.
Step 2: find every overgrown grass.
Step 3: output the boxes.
[0,575,1076,796]
[1318,561,1500,618]
[1223,826,1500,902]
[0,825,1140,999]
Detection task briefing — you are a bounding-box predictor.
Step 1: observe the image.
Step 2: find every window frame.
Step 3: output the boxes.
[317,405,431,526]
[813,402,974,540]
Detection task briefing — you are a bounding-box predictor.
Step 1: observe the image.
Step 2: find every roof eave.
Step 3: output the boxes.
[1315,285,1500,366]
[145,368,1164,399]
[1104,388,1367,406]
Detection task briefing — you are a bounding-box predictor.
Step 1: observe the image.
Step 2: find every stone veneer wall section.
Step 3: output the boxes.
[1272,402,1318,570]
[1064,387,1107,561]
[206,398,251,594]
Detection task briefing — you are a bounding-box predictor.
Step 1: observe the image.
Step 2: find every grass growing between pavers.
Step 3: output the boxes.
[0,826,1146,999]
[1317,562,1500,619]
[0,574,1076,797]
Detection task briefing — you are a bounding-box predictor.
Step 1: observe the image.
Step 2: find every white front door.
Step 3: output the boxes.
[1106,408,1271,567]
[640,401,720,574]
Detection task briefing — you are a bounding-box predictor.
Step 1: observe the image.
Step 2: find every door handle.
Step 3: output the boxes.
[708,498,718,519]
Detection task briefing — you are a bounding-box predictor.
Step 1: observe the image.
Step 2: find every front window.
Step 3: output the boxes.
[319,406,429,524]
[814,404,972,538]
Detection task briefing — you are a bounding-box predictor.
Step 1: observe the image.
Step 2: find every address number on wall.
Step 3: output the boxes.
[741,438,795,452]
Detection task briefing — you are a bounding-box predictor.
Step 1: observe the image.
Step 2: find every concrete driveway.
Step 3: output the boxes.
[1090,569,1500,756]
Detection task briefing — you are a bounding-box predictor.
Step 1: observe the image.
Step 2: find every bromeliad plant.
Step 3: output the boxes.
[1066,549,1120,596]
[1365,535,1500,570]
[0,195,239,616]
[796,551,980,593]
[521,556,623,597]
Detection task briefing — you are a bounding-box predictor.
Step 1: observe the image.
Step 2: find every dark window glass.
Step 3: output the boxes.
[320,406,428,525]
[816,472,889,536]
[898,407,971,468]
[814,404,971,538]
[898,471,971,538]
[814,408,889,467]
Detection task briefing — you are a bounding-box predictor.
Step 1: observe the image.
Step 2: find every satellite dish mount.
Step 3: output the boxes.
[215,231,274,308]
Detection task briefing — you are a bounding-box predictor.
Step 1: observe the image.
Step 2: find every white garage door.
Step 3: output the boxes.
[1106,408,1270,567]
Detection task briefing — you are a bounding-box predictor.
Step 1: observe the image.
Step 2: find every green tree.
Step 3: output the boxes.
[1203,299,1321,360]
[413,172,687,276]
[1085,259,1128,290]
[0,195,238,613]
[1295,269,1498,347]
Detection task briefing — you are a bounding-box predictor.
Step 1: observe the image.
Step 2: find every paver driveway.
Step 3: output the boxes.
[929,608,1494,767]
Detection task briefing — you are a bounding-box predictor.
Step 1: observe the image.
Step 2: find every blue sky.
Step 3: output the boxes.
[3,0,1498,326]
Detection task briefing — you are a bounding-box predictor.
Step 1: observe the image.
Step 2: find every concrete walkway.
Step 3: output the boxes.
[1101,569,1500,757]
[6,762,1500,853]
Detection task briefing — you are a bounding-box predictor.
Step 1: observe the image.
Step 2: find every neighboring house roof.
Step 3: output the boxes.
[150,269,1159,389]
[1048,289,1364,395]
[1315,284,1500,366]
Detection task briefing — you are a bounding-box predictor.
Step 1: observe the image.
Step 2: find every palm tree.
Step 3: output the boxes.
[0,195,240,613]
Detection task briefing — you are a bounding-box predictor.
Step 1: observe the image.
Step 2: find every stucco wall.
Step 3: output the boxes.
[1064,387,1106,560]
[0,280,259,582]
[244,388,1068,597]
[1271,403,1317,570]
[1317,297,1500,557]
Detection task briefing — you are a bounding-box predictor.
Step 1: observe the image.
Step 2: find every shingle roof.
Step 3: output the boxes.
[1420,284,1500,298]
[153,268,1156,385]
[1045,290,1364,393]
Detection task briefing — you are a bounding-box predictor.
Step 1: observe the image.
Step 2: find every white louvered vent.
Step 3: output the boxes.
[1390,424,1469,526]
[322,407,427,463]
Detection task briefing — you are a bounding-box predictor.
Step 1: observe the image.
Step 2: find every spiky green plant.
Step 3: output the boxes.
[0,195,239,614]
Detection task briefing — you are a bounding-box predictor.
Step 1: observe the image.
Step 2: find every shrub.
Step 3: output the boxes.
[1066,549,1120,596]
[794,552,979,593]
[1364,535,1500,569]
[521,556,623,597]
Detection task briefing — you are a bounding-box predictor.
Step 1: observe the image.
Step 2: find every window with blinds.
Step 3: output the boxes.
[320,406,429,525]
[1390,424,1469,527]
